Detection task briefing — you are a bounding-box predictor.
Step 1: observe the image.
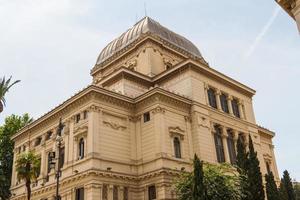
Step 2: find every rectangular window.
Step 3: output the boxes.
[76,114,81,123]
[75,187,84,200]
[124,187,129,200]
[231,99,240,118]
[214,126,225,163]
[220,94,229,113]
[148,185,156,200]
[34,137,42,146]
[227,131,236,164]
[207,88,217,109]
[83,111,88,119]
[143,112,150,123]
[45,131,52,140]
[113,186,118,200]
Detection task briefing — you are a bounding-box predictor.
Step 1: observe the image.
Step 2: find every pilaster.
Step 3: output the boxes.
[221,126,231,163]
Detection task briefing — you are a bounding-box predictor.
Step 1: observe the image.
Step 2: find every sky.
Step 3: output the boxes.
[0,0,299,180]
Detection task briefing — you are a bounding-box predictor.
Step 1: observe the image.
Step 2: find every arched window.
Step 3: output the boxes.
[220,93,229,113]
[227,131,236,164]
[207,88,217,109]
[148,185,156,200]
[173,137,181,158]
[214,125,225,163]
[79,138,84,159]
[231,98,240,118]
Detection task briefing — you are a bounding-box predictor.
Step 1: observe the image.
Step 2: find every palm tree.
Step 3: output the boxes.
[15,151,41,200]
[0,76,20,113]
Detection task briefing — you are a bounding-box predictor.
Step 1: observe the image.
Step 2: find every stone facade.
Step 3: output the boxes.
[276,0,300,32]
[10,17,279,200]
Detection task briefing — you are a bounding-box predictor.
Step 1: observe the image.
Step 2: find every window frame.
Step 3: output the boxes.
[173,137,182,159]
[214,125,225,163]
[207,88,217,109]
[75,187,84,200]
[220,93,229,113]
[143,112,150,123]
[231,98,240,118]
[148,185,156,200]
[78,138,85,160]
[227,130,236,164]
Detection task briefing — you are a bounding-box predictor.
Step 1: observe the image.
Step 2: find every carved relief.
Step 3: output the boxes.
[169,126,185,140]
[197,115,209,128]
[102,112,127,131]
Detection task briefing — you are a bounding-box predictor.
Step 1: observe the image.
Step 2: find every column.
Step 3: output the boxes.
[232,129,239,153]
[185,116,194,159]
[204,83,209,105]
[215,90,222,111]
[11,149,17,187]
[118,186,124,200]
[227,95,234,116]
[238,100,245,119]
[135,116,142,161]
[221,126,230,163]
[108,184,113,200]
[85,183,102,200]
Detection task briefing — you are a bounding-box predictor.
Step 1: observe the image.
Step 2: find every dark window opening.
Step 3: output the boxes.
[45,131,52,140]
[207,88,217,109]
[143,112,150,123]
[113,186,118,200]
[266,162,271,173]
[34,137,42,146]
[79,138,84,159]
[231,99,240,118]
[148,185,156,200]
[174,137,181,158]
[76,114,81,123]
[227,131,236,164]
[75,187,84,200]
[214,125,225,163]
[124,187,129,200]
[83,111,88,119]
[220,94,229,113]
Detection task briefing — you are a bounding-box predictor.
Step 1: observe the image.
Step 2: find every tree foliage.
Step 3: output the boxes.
[192,154,205,200]
[16,151,41,200]
[265,171,280,200]
[0,114,32,199]
[236,135,250,200]
[279,170,296,200]
[0,76,20,113]
[174,156,242,200]
[247,135,265,200]
[294,183,300,200]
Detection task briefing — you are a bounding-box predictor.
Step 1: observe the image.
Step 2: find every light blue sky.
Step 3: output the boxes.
[0,0,299,180]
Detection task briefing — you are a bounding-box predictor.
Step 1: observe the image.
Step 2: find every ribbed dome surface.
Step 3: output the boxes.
[96,17,203,65]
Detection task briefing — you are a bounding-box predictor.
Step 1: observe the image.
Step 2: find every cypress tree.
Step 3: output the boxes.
[279,181,289,200]
[281,170,296,200]
[236,135,250,200]
[192,154,205,200]
[265,171,280,200]
[247,135,265,200]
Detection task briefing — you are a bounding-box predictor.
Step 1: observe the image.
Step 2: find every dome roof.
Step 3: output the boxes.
[96,17,204,65]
